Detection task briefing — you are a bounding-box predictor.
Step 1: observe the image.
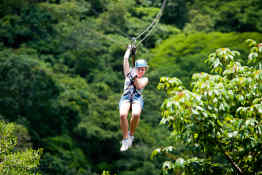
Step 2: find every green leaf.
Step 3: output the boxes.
[175,158,185,168]
[151,148,161,160]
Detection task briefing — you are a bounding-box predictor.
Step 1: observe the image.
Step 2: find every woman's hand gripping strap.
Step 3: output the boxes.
[131,38,137,67]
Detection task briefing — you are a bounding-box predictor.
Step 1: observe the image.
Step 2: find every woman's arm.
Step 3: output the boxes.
[134,77,149,90]
[123,46,132,77]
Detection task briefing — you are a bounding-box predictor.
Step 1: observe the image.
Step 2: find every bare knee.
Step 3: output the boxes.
[132,112,140,119]
[131,103,142,119]
[120,113,128,120]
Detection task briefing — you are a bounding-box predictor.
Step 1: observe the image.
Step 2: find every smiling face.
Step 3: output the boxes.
[136,67,146,78]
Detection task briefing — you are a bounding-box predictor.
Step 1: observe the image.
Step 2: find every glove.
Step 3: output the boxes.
[127,69,137,83]
[131,45,136,56]
[127,44,132,50]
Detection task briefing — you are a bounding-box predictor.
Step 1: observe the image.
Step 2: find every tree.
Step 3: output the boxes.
[0,4,57,48]
[183,10,214,34]
[0,120,42,175]
[153,39,262,174]
[150,32,262,89]
[146,0,189,28]
[188,0,262,33]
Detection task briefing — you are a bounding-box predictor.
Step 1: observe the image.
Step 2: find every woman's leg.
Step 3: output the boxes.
[130,103,142,136]
[120,102,131,139]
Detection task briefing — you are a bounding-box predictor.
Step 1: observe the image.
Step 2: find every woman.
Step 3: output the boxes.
[119,45,149,152]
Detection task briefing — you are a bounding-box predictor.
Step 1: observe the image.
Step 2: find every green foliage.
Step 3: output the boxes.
[39,135,91,175]
[0,51,63,138]
[0,4,57,48]
[102,170,111,175]
[183,10,214,34]
[1,0,262,175]
[13,124,33,150]
[145,0,189,28]
[115,145,162,175]
[246,39,262,66]
[188,0,262,33]
[0,0,30,18]
[88,0,109,14]
[39,0,90,20]
[0,120,42,175]
[150,32,262,88]
[155,39,262,174]
[162,0,189,28]
[100,0,132,31]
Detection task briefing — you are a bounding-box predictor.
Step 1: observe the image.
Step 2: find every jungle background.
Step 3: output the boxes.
[0,0,262,174]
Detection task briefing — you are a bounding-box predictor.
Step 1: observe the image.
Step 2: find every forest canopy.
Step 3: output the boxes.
[0,0,262,174]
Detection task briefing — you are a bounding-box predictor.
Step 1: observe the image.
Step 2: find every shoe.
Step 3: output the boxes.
[128,135,134,147]
[128,131,134,148]
[120,139,129,152]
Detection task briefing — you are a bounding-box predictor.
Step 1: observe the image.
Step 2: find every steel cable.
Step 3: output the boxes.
[135,0,168,47]
[85,0,168,48]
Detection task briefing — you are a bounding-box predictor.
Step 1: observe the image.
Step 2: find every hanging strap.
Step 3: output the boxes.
[130,37,137,67]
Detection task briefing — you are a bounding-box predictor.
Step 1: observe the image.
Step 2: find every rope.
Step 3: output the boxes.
[85,0,168,48]
[136,15,160,47]
[134,10,161,41]
[134,0,168,47]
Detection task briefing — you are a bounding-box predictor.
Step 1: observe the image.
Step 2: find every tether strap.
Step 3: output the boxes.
[130,38,137,67]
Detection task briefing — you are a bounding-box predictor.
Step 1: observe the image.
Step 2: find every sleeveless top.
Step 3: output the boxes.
[122,68,143,96]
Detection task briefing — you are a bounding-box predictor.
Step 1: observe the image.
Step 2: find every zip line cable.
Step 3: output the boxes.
[136,13,161,47]
[134,6,162,40]
[136,20,159,47]
[87,0,168,48]
[134,0,168,47]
